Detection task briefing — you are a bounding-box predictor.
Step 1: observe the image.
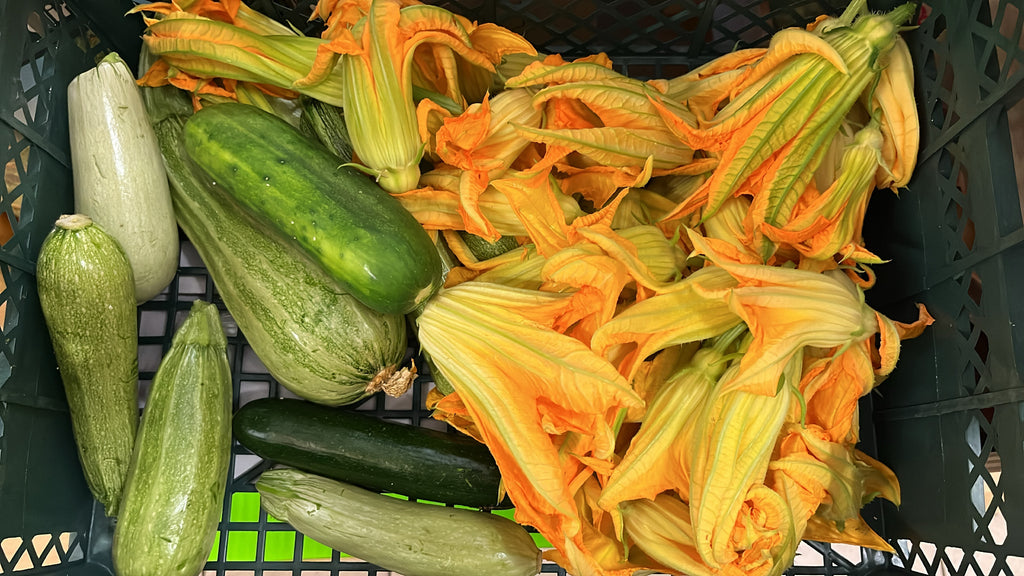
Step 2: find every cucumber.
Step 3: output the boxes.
[233,398,509,508]
[257,468,542,576]
[35,214,139,517]
[183,102,444,314]
[112,300,232,576]
[143,84,411,406]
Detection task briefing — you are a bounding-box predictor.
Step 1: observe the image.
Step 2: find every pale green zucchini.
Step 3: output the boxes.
[67,52,178,303]
[257,468,542,576]
[112,300,231,576]
[142,83,411,406]
[35,214,139,517]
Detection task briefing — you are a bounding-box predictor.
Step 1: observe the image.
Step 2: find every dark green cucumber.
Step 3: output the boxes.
[257,469,541,576]
[35,214,138,517]
[234,398,508,508]
[143,84,409,407]
[112,300,232,576]
[183,102,443,314]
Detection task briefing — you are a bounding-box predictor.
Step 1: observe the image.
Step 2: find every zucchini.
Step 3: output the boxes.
[67,52,178,303]
[257,468,542,576]
[183,102,444,314]
[457,230,521,261]
[112,300,232,576]
[143,84,411,406]
[35,214,139,517]
[298,97,354,162]
[233,398,509,508]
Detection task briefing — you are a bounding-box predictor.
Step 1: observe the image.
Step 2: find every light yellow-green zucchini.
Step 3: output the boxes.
[257,469,542,576]
[67,52,178,303]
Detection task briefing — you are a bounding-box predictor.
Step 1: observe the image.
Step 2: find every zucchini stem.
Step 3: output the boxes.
[55,213,93,231]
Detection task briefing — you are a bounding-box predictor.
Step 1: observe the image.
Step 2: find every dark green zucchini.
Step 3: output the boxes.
[233,397,509,508]
[183,102,443,314]
[457,230,521,260]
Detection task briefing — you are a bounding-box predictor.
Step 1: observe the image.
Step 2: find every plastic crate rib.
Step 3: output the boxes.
[1,0,1023,575]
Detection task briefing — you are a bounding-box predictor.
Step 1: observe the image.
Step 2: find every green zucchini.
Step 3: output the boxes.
[35,214,139,517]
[112,300,232,576]
[298,97,354,162]
[183,102,443,314]
[233,398,509,508]
[256,468,542,576]
[457,231,521,261]
[143,84,410,406]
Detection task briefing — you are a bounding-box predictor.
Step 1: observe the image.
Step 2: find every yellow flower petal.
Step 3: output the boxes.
[505,57,620,88]
[531,76,695,131]
[590,266,741,380]
[514,124,694,170]
[490,166,573,257]
[620,494,714,576]
[689,231,878,397]
[803,513,894,553]
[418,282,644,565]
[689,353,797,568]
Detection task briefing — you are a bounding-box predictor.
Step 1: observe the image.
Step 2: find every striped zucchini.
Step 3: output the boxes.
[35,214,138,517]
[142,84,411,406]
[112,300,231,576]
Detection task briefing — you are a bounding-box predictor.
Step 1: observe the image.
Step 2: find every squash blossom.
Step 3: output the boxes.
[428,88,544,240]
[416,281,644,573]
[767,423,901,553]
[760,120,887,266]
[687,350,802,571]
[688,231,878,397]
[598,328,745,516]
[506,61,696,170]
[654,0,917,263]
[395,164,583,237]
[869,36,919,190]
[135,11,341,104]
[309,0,535,192]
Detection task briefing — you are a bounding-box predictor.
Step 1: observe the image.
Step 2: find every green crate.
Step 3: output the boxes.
[1,0,1022,575]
